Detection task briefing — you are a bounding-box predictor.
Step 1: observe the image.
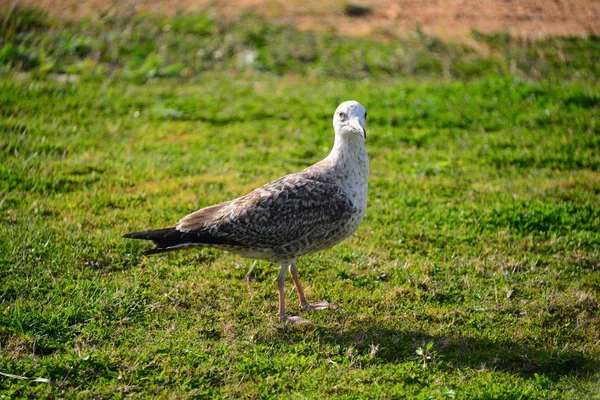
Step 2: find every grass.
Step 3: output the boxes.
[1,5,600,398]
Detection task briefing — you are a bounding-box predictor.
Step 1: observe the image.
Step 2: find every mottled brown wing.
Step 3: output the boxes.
[177,175,356,249]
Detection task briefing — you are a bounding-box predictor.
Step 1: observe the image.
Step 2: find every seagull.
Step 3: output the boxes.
[123,100,369,324]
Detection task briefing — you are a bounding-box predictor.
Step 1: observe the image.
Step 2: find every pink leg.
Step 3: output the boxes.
[289,263,329,311]
[277,263,287,320]
[277,261,311,324]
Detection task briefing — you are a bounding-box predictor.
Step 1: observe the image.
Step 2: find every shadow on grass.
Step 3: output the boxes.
[265,324,598,381]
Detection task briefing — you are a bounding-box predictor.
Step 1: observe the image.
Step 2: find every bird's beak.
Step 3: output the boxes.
[350,118,366,140]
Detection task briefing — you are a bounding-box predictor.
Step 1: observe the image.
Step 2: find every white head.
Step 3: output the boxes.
[333,100,367,140]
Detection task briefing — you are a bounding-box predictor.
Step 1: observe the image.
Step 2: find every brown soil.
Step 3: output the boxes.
[5,0,600,40]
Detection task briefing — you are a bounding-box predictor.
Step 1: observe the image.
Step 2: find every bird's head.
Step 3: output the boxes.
[333,100,367,140]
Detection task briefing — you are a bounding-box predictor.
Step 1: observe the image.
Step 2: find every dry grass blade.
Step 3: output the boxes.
[0,371,58,387]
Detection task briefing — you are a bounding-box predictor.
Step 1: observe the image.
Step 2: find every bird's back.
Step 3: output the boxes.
[175,163,363,260]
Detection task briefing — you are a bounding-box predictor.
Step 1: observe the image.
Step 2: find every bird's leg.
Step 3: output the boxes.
[288,262,309,307]
[278,261,311,324]
[277,263,288,320]
[289,262,329,311]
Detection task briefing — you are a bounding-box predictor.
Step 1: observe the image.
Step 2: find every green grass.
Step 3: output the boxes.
[1,6,600,399]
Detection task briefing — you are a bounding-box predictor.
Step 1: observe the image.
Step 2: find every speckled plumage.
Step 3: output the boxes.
[124,100,369,323]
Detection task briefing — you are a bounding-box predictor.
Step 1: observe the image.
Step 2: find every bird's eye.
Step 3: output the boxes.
[364,111,367,120]
[338,111,347,120]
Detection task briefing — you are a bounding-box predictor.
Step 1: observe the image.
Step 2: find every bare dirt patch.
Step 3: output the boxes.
[4,0,600,40]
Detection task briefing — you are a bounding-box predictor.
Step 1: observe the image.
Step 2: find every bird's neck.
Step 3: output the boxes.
[325,133,370,184]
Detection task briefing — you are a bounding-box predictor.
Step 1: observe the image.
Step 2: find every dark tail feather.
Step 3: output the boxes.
[122,228,176,241]
[122,228,242,256]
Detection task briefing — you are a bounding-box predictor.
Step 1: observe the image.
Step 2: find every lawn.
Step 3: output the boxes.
[1,6,599,398]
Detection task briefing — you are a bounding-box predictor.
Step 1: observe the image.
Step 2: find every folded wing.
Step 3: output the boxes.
[176,174,357,252]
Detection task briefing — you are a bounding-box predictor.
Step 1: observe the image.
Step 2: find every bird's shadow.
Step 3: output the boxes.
[259,321,597,381]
